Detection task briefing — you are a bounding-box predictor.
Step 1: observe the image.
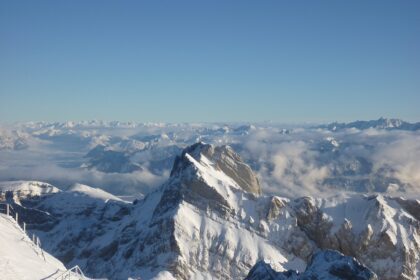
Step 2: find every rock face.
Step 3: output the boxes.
[245,249,377,280]
[1,143,419,280]
[290,195,420,280]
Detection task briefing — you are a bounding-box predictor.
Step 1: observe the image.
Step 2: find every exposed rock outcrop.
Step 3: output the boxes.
[289,195,420,280]
[245,249,377,280]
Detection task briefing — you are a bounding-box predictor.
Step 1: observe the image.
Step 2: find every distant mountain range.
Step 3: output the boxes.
[318,117,420,131]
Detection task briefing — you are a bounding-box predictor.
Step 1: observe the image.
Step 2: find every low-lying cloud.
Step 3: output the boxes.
[0,123,419,199]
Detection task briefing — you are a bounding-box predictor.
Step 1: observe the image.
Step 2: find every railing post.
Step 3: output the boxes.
[6,204,9,216]
[15,212,18,224]
[23,222,26,232]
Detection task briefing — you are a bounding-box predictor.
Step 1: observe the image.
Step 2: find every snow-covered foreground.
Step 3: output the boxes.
[0,214,66,280]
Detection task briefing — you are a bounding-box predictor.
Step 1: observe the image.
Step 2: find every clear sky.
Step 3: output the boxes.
[0,0,419,123]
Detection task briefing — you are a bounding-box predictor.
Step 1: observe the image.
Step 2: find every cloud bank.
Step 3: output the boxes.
[0,122,419,198]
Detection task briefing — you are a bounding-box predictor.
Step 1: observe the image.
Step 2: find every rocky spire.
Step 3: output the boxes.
[170,142,261,196]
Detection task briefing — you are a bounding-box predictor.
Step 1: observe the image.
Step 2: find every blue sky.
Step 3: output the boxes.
[1,0,419,123]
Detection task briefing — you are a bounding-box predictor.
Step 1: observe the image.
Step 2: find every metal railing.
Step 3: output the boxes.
[0,202,47,260]
[52,265,87,280]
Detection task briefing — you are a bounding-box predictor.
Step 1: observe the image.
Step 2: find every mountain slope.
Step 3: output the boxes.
[0,214,66,280]
[67,183,124,202]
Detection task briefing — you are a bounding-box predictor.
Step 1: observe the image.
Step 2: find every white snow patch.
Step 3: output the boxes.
[0,214,66,280]
[68,183,124,202]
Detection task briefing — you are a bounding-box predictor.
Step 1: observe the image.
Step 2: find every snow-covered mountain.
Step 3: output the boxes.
[82,145,143,173]
[0,181,60,200]
[0,129,30,150]
[1,143,418,279]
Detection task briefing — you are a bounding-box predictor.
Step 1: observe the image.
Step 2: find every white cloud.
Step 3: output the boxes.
[1,123,419,199]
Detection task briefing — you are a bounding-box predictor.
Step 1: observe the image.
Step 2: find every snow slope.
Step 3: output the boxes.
[67,183,124,202]
[0,214,66,280]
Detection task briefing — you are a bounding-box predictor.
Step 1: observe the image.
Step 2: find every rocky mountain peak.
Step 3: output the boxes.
[170,142,261,195]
